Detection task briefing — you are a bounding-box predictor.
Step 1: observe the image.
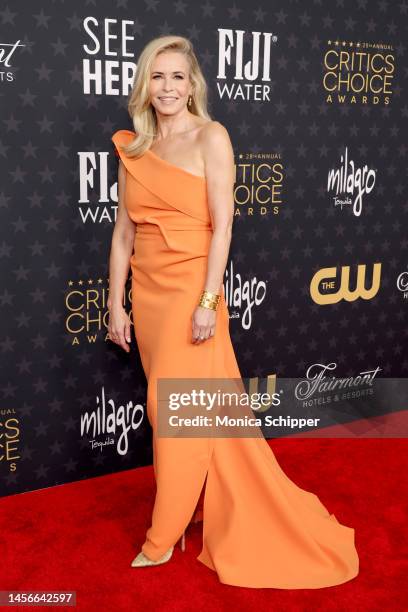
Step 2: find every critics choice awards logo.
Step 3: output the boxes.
[322,40,395,105]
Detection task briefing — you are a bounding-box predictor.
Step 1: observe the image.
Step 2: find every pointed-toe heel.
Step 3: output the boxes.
[131,530,186,567]
[130,546,174,568]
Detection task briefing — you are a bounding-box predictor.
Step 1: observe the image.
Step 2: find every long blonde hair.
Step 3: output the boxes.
[119,35,212,158]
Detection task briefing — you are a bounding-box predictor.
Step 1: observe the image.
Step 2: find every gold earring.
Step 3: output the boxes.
[188,95,192,107]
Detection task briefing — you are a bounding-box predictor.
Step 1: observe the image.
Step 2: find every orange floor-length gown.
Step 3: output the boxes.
[111,129,359,589]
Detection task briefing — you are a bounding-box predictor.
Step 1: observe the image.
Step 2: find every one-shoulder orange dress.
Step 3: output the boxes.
[111,129,359,589]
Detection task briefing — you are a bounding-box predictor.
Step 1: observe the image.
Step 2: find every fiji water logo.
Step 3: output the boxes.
[223,260,267,330]
[327,146,376,216]
[217,29,278,102]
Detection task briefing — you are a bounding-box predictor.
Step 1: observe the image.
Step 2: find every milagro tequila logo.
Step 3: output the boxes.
[80,386,144,456]
[217,29,278,101]
[224,260,267,329]
[327,147,376,216]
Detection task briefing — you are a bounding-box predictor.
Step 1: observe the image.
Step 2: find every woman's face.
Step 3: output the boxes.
[149,51,193,116]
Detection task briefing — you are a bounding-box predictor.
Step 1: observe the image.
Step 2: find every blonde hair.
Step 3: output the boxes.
[119,35,212,158]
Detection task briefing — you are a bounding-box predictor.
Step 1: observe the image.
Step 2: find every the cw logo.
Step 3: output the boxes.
[310,263,381,305]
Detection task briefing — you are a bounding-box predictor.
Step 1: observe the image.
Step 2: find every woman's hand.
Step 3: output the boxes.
[191,305,216,344]
[108,305,132,353]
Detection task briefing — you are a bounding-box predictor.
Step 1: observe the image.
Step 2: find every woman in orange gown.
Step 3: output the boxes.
[108,35,359,589]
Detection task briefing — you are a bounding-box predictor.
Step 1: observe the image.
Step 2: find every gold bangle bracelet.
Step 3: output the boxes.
[199,298,218,311]
[199,295,219,305]
[199,290,220,310]
[200,290,220,302]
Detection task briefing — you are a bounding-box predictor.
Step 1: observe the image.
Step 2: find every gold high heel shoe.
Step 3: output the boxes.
[130,531,186,567]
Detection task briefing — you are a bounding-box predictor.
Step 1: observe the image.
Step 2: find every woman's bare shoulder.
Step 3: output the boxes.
[198,120,232,150]
[198,121,235,181]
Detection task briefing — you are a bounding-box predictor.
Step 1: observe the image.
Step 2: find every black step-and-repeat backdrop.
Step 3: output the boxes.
[1,1,407,498]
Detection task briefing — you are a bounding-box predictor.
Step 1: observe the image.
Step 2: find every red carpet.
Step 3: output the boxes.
[1,438,407,611]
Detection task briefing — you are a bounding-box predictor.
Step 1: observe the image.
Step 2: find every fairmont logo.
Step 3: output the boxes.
[223,259,267,329]
[397,269,408,298]
[327,147,376,217]
[0,39,25,83]
[295,362,382,401]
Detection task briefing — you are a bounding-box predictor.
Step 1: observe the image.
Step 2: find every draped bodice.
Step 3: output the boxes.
[111,130,212,251]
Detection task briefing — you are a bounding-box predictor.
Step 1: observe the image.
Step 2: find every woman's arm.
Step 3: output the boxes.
[107,159,136,352]
[191,121,235,344]
[201,121,235,295]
